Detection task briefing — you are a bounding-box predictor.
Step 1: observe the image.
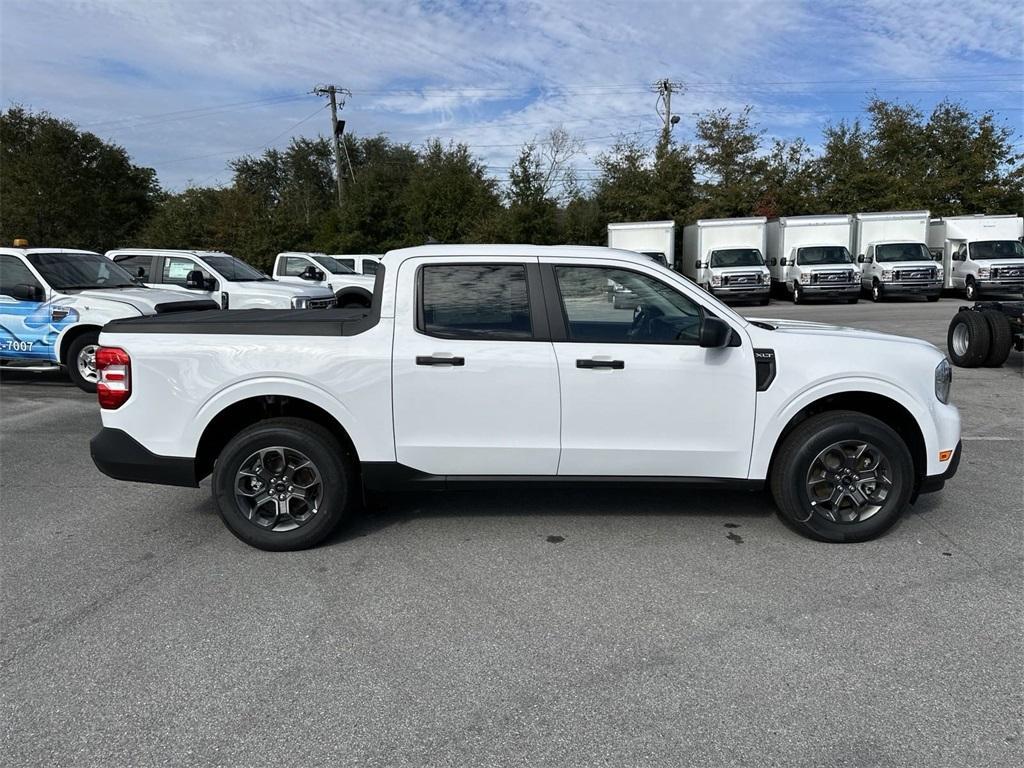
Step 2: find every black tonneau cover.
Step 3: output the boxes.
[104,307,376,337]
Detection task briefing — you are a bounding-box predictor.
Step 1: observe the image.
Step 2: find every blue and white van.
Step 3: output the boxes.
[0,245,217,391]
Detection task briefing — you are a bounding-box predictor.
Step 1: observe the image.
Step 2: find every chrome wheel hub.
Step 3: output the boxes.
[952,324,970,356]
[77,344,100,383]
[804,440,892,523]
[234,446,322,531]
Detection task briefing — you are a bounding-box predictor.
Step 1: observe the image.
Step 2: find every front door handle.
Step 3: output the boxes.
[417,355,465,366]
[576,358,625,370]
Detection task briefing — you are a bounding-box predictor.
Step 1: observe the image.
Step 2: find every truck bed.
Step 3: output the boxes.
[103,307,376,337]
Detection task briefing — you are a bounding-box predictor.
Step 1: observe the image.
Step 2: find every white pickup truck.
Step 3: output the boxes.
[272,252,376,307]
[91,245,961,550]
[107,249,336,310]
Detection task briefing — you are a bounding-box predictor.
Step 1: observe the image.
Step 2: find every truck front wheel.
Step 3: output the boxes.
[212,417,356,550]
[965,278,979,301]
[792,283,803,304]
[66,330,101,393]
[770,411,913,543]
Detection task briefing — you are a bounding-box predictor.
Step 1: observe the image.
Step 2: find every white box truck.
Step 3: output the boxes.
[767,215,859,304]
[854,211,941,302]
[927,215,1024,299]
[681,217,769,304]
[607,221,675,269]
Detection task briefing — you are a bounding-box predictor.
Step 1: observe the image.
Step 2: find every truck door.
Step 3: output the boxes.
[275,255,313,287]
[951,241,968,288]
[0,254,58,362]
[543,261,756,478]
[391,258,561,476]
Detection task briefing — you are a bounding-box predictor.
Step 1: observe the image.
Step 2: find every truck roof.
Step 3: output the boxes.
[382,244,659,266]
[0,247,99,257]
[693,217,767,227]
[105,248,232,259]
[606,221,674,230]
[771,215,853,226]
[855,211,930,221]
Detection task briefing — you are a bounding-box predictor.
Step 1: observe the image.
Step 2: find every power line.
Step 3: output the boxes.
[84,93,313,129]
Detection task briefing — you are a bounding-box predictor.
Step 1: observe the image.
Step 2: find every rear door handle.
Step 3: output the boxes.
[416,355,465,366]
[576,359,625,369]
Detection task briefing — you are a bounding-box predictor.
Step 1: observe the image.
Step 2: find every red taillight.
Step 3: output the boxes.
[96,346,131,409]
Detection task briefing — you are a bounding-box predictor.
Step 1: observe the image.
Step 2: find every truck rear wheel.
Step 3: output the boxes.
[981,309,1013,367]
[947,310,991,367]
[770,411,913,543]
[212,417,356,550]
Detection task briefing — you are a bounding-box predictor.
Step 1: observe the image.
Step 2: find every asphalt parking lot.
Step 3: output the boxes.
[2,298,1021,768]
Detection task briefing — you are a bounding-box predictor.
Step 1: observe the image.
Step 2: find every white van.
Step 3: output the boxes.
[681,217,769,304]
[607,221,675,269]
[767,215,859,304]
[1,246,216,391]
[273,252,376,308]
[107,249,336,310]
[927,215,1024,299]
[854,211,941,302]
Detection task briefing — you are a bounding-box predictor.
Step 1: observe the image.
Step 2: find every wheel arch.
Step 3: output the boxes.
[334,286,372,306]
[57,324,102,365]
[195,395,359,482]
[765,391,927,496]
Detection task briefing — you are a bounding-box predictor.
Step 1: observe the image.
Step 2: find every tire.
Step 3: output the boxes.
[759,296,770,306]
[926,293,940,302]
[65,331,101,393]
[846,297,859,304]
[965,278,979,301]
[769,411,914,543]
[792,283,802,304]
[337,292,371,309]
[981,309,1013,367]
[212,417,357,551]
[946,310,991,367]
[871,281,883,302]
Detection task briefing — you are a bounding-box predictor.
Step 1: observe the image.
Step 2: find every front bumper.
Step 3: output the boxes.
[918,440,962,495]
[978,279,1024,294]
[91,427,198,487]
[877,280,942,296]
[800,283,860,295]
[711,284,769,297]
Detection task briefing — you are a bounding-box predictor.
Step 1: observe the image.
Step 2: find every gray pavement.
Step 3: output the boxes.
[1,297,1021,767]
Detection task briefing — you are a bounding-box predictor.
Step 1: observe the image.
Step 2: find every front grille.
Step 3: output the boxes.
[812,271,849,284]
[307,298,336,309]
[723,272,760,286]
[995,267,1023,279]
[894,268,937,282]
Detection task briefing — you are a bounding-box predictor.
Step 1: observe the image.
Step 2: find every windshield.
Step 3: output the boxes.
[874,243,932,262]
[312,255,356,274]
[797,246,851,265]
[969,240,1024,260]
[26,252,139,290]
[710,248,764,268]
[202,255,268,281]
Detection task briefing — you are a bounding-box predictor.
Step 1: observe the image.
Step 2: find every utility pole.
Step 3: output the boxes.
[314,84,351,210]
[653,79,685,137]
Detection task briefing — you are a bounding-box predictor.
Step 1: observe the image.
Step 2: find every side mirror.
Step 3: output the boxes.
[185,270,206,290]
[300,265,324,281]
[12,283,44,301]
[694,259,702,270]
[779,257,789,267]
[699,317,734,348]
[769,257,777,266]
[857,254,864,263]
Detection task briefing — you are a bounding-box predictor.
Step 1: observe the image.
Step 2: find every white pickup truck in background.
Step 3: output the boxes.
[91,245,961,551]
[273,252,377,307]
[107,249,336,310]
[853,211,942,302]
[1,246,217,391]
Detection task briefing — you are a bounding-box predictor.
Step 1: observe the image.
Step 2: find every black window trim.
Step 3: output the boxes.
[414,261,550,342]
[543,262,714,347]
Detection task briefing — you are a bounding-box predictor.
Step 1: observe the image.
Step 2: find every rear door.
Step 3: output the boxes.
[392,257,560,476]
[543,260,756,478]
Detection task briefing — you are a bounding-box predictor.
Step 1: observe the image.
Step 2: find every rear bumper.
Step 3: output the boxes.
[91,427,198,487]
[918,440,962,495]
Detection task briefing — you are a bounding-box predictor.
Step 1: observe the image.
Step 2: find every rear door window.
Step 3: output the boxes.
[418,264,532,340]
[113,254,153,281]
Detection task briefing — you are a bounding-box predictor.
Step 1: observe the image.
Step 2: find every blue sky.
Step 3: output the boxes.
[2,0,1021,191]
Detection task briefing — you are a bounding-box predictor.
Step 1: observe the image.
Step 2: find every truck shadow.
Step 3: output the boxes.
[333,486,773,545]
[0,367,73,388]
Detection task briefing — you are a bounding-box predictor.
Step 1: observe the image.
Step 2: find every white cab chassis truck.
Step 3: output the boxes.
[273,252,377,307]
[927,215,1024,300]
[91,245,960,551]
[107,249,336,310]
[607,221,675,268]
[682,217,770,304]
[767,215,859,304]
[1,247,216,391]
[854,211,941,303]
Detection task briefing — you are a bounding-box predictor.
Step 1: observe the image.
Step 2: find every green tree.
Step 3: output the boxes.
[692,107,763,218]
[756,137,819,218]
[0,106,160,250]
[815,119,878,213]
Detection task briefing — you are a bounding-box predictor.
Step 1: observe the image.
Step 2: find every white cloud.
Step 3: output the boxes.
[1,0,1019,190]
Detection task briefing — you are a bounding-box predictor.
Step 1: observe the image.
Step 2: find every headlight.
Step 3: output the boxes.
[935,358,952,404]
[799,272,810,284]
[881,270,893,281]
[977,267,990,279]
[711,274,722,287]
[291,296,310,309]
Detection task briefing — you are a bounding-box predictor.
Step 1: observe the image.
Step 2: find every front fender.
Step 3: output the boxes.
[748,375,939,480]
